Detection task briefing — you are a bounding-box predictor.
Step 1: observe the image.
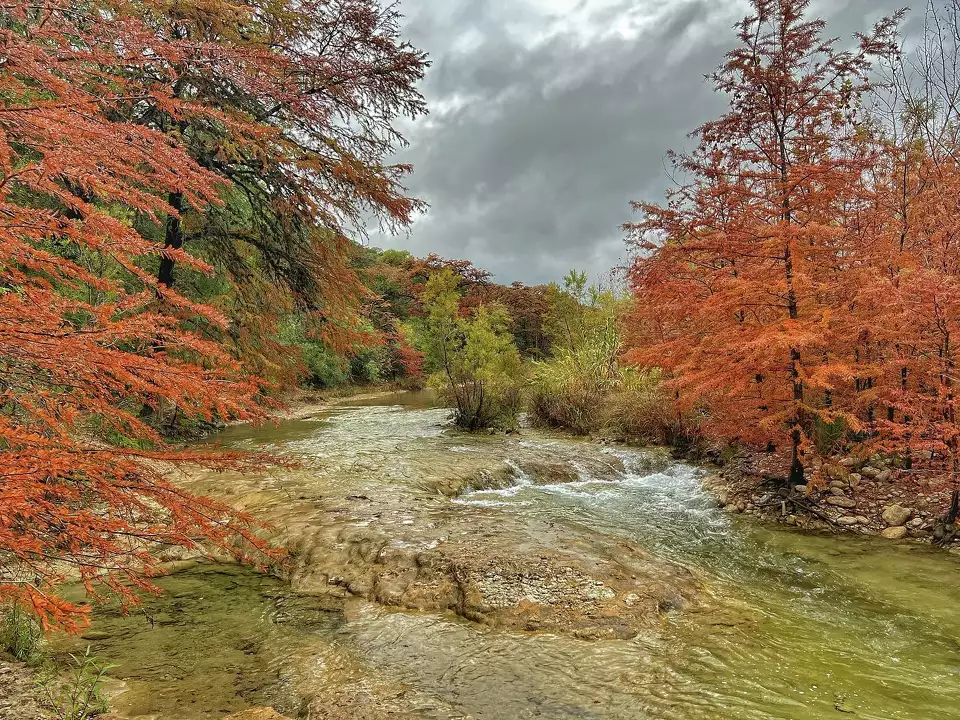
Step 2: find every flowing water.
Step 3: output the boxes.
[56,393,960,719]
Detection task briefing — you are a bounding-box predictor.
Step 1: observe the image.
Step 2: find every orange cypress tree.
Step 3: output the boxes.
[848,137,960,497]
[625,0,900,483]
[0,2,308,628]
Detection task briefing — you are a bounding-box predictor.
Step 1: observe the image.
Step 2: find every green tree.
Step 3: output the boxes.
[420,271,523,430]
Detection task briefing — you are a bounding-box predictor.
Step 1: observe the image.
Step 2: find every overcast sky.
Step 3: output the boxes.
[379,0,914,286]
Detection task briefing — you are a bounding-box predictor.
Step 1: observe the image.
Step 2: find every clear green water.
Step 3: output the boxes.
[56,393,960,719]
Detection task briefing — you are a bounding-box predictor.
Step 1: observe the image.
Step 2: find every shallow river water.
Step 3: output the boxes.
[57,393,960,720]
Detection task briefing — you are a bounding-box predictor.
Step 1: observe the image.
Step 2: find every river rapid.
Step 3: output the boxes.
[55,392,960,720]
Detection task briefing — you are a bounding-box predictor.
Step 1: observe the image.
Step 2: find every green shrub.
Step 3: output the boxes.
[530,348,699,447]
[349,346,389,384]
[812,414,849,456]
[0,603,44,664]
[529,360,605,435]
[36,646,113,720]
[300,343,349,388]
[420,271,525,431]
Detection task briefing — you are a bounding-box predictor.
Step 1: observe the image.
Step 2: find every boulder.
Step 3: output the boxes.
[861,466,882,479]
[837,517,860,527]
[881,526,909,540]
[876,470,893,484]
[882,504,913,527]
[839,457,857,467]
[826,496,857,509]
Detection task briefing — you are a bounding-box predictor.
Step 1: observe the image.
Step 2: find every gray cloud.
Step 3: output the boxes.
[380,0,913,285]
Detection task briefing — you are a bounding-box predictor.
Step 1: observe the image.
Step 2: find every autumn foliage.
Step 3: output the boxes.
[626,0,960,494]
[0,1,425,629]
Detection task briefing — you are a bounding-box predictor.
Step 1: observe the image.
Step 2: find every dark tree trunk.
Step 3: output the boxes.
[789,427,805,485]
[158,191,185,288]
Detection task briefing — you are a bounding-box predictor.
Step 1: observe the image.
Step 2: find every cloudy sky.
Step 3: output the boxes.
[380,0,914,286]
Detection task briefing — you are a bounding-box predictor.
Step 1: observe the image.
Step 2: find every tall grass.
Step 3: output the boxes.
[0,603,44,664]
[529,348,698,447]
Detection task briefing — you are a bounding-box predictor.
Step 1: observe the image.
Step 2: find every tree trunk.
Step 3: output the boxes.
[789,426,805,485]
[158,191,185,288]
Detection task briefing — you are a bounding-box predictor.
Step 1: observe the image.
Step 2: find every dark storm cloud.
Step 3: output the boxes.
[381,0,912,285]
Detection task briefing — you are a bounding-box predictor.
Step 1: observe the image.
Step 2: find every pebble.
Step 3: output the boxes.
[826,497,857,509]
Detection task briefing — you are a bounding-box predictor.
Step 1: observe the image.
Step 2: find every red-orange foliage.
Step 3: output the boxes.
[625,0,901,484]
[120,0,428,377]
[0,1,424,629]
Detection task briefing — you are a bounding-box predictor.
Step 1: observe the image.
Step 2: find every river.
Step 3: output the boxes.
[55,392,960,719]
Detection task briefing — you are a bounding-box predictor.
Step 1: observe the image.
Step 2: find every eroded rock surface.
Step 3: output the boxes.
[183,404,699,640]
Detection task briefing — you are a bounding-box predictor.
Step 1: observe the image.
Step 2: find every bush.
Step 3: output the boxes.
[0,603,44,664]
[420,271,524,431]
[530,350,699,447]
[603,369,700,447]
[349,346,389,384]
[812,414,849,456]
[300,343,349,388]
[36,646,112,720]
[529,364,605,435]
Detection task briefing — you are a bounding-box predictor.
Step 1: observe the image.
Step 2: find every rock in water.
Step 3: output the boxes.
[881,526,909,541]
[882,504,913,527]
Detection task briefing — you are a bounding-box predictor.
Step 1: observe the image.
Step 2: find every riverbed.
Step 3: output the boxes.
[56,392,960,719]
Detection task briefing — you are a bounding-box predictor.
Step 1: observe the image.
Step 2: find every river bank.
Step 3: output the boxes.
[691,447,959,546]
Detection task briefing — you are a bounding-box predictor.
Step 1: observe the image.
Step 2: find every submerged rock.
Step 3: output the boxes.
[315,521,701,640]
[185,427,700,643]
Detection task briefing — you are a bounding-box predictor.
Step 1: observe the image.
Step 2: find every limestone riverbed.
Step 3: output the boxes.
[52,392,960,719]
